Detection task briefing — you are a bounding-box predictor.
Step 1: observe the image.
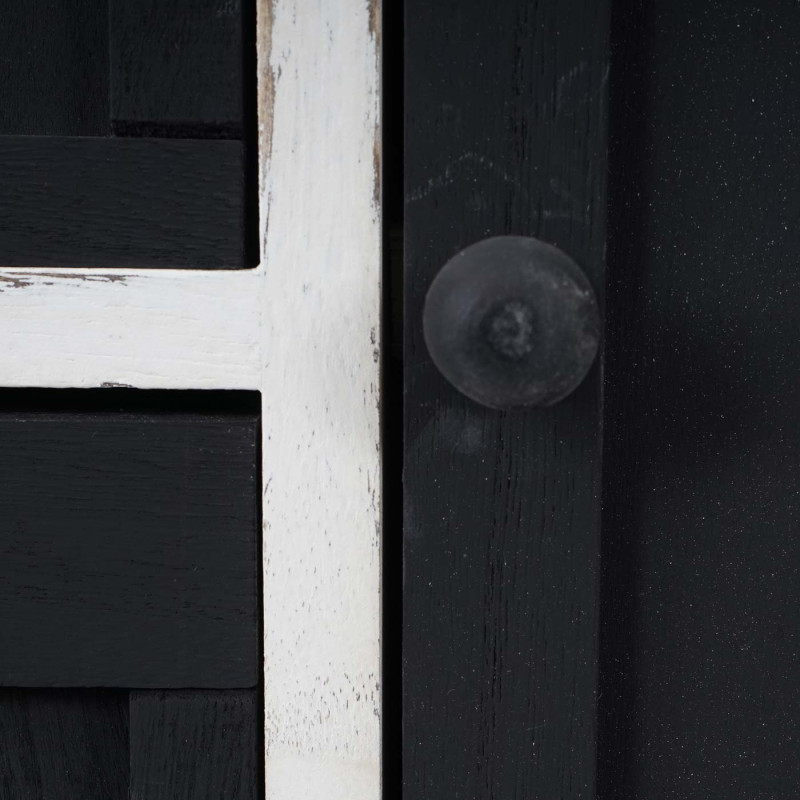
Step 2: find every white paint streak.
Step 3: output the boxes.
[0,0,381,797]
[259,1,381,798]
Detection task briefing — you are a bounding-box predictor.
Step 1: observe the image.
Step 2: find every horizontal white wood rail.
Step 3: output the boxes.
[0,268,262,389]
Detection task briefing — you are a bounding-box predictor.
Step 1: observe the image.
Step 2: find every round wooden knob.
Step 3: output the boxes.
[423,236,600,409]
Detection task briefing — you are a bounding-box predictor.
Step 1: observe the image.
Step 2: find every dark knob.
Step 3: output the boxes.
[423,236,600,409]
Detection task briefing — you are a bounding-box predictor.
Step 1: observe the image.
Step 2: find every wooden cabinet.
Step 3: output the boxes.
[1,0,796,798]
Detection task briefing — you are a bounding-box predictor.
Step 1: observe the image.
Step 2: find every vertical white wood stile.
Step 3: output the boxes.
[258,1,382,798]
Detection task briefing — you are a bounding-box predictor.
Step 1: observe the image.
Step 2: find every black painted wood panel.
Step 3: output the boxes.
[0,0,110,136]
[403,1,610,798]
[110,0,245,138]
[599,2,800,798]
[130,690,258,800]
[0,412,259,687]
[0,689,128,800]
[0,136,248,269]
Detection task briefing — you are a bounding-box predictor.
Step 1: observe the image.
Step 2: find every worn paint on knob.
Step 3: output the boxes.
[423,236,600,409]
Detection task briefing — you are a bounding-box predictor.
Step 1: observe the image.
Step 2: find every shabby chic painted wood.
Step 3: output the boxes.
[0,0,382,797]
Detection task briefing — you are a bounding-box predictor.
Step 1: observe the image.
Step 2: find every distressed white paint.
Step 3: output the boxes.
[0,0,382,797]
[258,1,382,797]
[0,268,262,389]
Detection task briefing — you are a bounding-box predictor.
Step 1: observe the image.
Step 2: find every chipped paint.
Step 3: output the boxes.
[259,1,381,798]
[33,271,129,283]
[373,122,382,213]
[0,271,130,292]
[369,0,382,215]
[0,274,35,291]
[257,0,276,249]
[368,0,381,50]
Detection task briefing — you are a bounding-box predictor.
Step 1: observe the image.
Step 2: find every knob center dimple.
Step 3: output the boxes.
[482,300,536,361]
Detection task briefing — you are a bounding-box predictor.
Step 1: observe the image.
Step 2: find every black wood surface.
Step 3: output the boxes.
[0,689,128,800]
[599,2,800,798]
[0,412,259,687]
[0,0,110,136]
[0,2,258,269]
[0,689,260,798]
[0,136,249,268]
[130,690,259,800]
[110,0,244,138]
[403,1,610,798]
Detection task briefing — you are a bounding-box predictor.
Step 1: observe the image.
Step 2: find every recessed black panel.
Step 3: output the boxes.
[110,0,245,137]
[0,136,249,269]
[0,403,260,687]
[0,1,258,269]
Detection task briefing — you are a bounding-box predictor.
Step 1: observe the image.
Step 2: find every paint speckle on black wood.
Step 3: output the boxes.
[0,412,259,687]
[599,2,800,797]
[403,0,609,798]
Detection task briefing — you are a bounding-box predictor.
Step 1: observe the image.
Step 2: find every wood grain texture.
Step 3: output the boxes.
[599,2,800,798]
[259,1,382,797]
[403,1,609,798]
[0,689,128,800]
[110,0,245,137]
[0,412,259,687]
[0,136,249,269]
[0,0,110,135]
[130,690,258,800]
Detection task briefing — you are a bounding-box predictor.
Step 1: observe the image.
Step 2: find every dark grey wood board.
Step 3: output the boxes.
[0,136,249,269]
[598,1,800,798]
[0,412,260,687]
[403,1,610,798]
[110,0,244,138]
[0,689,260,799]
[130,690,259,800]
[0,0,110,136]
[0,689,129,800]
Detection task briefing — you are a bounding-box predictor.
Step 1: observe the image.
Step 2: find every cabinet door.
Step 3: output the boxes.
[403,1,800,799]
[0,3,382,800]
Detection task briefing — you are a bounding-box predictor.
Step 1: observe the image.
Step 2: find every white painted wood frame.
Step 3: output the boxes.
[0,1,382,798]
